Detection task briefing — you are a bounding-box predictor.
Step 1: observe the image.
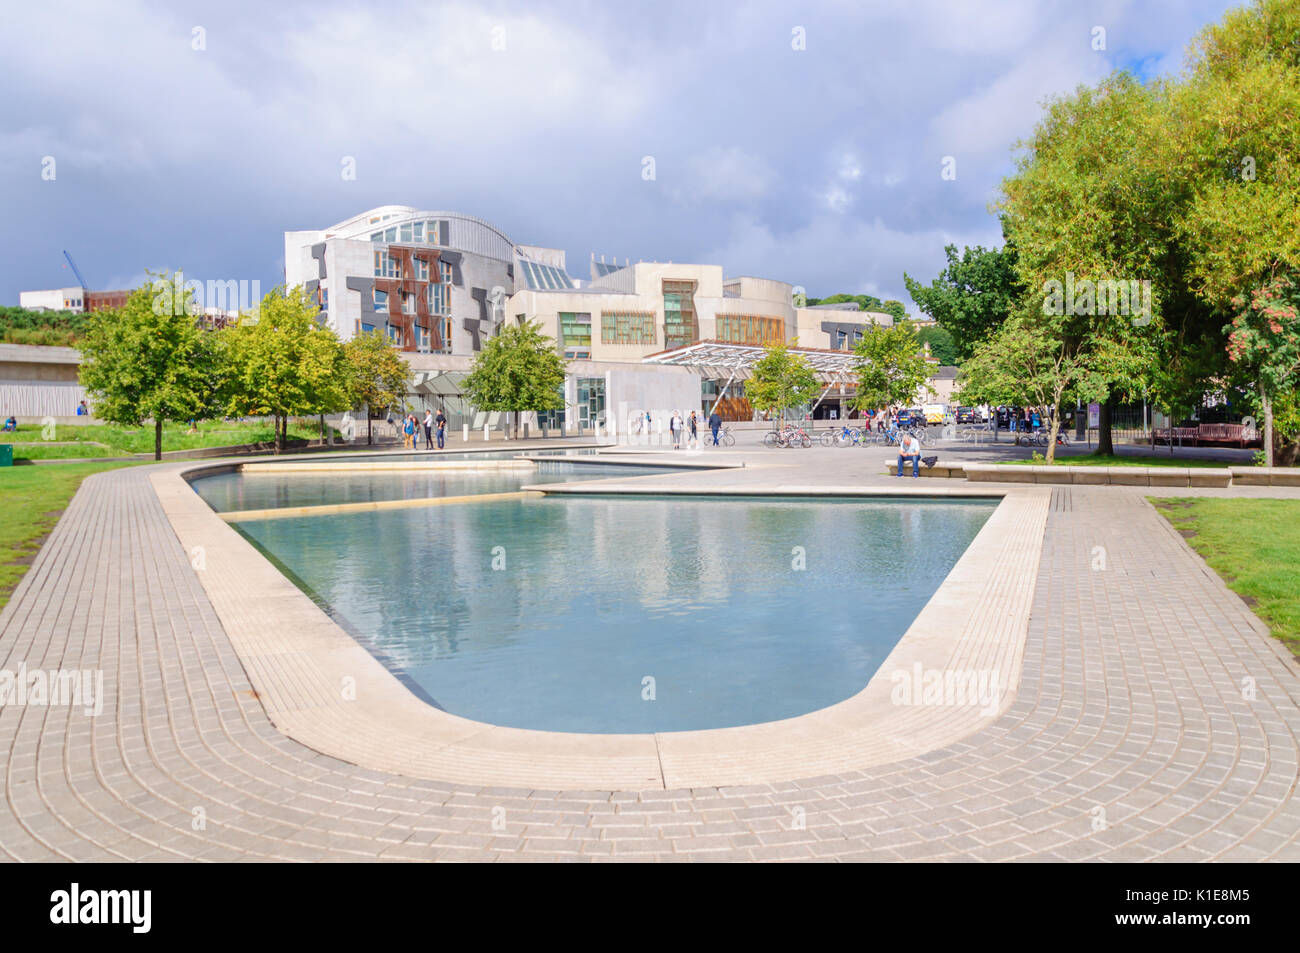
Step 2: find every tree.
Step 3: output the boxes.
[745,340,820,425]
[904,241,1023,362]
[1226,276,1300,466]
[956,306,1127,464]
[915,325,958,365]
[343,330,411,445]
[880,300,908,322]
[78,274,221,460]
[461,321,566,438]
[221,286,349,453]
[850,323,933,414]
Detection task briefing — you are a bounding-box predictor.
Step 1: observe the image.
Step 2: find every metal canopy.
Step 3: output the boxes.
[642,340,860,377]
[411,370,469,396]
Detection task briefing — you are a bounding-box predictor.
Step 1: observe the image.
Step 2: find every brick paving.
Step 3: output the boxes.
[1,456,1298,862]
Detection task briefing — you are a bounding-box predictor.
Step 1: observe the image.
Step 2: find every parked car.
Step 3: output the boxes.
[955,407,976,424]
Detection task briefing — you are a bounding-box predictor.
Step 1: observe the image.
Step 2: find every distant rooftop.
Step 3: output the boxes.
[806,302,861,310]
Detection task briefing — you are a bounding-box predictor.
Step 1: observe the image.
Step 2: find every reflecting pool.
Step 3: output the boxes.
[215,488,996,733]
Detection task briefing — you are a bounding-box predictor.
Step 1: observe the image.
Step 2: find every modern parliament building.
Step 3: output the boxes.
[284,205,893,431]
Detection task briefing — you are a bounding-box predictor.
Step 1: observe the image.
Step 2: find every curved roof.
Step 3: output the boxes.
[326,206,517,260]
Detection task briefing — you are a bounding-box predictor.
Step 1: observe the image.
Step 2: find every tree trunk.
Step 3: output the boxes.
[366,403,373,445]
[154,419,163,461]
[1045,409,1062,465]
[274,415,284,454]
[1095,399,1114,456]
[1262,387,1274,468]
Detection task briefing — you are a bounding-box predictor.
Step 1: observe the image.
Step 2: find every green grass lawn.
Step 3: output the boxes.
[1002,453,1233,468]
[0,461,139,609]
[1153,498,1300,658]
[0,420,333,461]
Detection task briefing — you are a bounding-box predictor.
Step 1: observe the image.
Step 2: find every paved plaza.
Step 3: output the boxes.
[1,436,1298,861]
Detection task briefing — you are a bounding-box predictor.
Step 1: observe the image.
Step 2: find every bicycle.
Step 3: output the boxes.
[784,426,812,448]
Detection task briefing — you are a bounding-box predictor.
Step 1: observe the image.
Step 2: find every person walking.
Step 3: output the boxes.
[423,409,434,450]
[404,415,416,449]
[687,411,698,448]
[897,430,922,478]
[708,408,722,446]
[435,408,447,449]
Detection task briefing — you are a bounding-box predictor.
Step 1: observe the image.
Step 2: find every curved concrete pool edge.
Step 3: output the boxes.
[153,462,1048,790]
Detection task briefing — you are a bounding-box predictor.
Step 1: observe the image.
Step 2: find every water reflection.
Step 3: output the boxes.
[234,494,995,733]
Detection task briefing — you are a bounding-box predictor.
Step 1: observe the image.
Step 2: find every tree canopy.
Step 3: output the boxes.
[343,329,411,444]
[77,274,222,460]
[851,323,933,414]
[461,321,566,437]
[220,286,350,453]
[745,340,820,424]
[904,241,1023,362]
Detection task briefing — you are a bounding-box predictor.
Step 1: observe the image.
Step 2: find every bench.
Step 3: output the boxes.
[885,460,965,478]
[963,464,1233,487]
[1154,423,1257,447]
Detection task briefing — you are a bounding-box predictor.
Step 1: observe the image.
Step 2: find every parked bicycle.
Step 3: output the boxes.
[763,426,812,448]
[819,425,861,447]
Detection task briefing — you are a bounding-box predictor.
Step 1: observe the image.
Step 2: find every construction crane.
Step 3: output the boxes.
[62,250,90,290]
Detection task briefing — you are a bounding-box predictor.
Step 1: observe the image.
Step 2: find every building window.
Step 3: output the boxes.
[384,227,397,243]
[413,221,424,242]
[360,322,375,334]
[374,251,402,278]
[427,221,441,244]
[663,280,698,348]
[600,310,656,345]
[559,312,592,355]
[577,377,605,428]
[400,223,412,242]
[386,324,401,345]
[427,260,452,314]
[415,258,429,281]
[716,314,784,346]
[374,289,388,311]
[417,324,430,351]
[370,231,383,243]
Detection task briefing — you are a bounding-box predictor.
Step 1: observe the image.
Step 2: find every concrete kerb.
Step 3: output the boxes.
[153,461,1048,790]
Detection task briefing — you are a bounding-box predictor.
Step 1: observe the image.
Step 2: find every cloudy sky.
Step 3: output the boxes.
[2,0,1239,310]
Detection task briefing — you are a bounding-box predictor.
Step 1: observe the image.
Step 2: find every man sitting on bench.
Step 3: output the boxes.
[897,431,922,478]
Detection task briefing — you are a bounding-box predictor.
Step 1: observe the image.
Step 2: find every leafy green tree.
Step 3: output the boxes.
[461,321,566,438]
[78,275,222,460]
[746,340,820,425]
[850,323,933,415]
[904,241,1023,362]
[880,300,908,321]
[1226,276,1300,466]
[343,330,411,445]
[915,325,958,365]
[221,286,349,453]
[957,306,1125,463]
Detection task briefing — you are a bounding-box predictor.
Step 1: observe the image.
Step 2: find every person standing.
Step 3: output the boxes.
[423,409,434,450]
[687,411,698,448]
[669,410,683,449]
[435,408,447,449]
[708,408,722,446]
[897,430,922,478]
